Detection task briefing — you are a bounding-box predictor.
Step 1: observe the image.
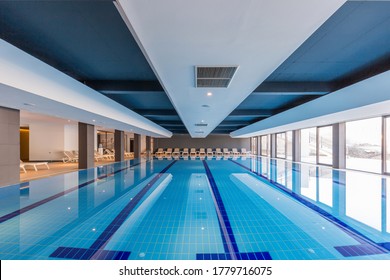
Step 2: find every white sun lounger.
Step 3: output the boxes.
[20,160,50,172]
[206,148,214,157]
[181,148,189,157]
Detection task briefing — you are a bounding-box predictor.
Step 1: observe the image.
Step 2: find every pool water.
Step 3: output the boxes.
[0,157,389,260]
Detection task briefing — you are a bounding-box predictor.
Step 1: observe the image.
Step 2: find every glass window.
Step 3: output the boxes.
[386,117,390,173]
[251,137,258,155]
[318,126,333,165]
[276,133,286,158]
[286,131,293,160]
[301,127,317,164]
[261,135,269,156]
[346,117,382,173]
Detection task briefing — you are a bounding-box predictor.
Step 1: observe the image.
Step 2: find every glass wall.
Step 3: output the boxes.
[346,117,382,173]
[251,137,258,155]
[276,133,286,158]
[318,126,333,165]
[286,131,293,160]
[301,127,317,164]
[261,135,269,156]
[386,117,390,174]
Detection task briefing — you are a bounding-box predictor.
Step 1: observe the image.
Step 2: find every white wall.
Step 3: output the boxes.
[29,123,65,161]
[64,124,78,152]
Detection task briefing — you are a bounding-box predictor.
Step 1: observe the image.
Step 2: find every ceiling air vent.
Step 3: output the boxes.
[195,123,208,127]
[195,66,238,88]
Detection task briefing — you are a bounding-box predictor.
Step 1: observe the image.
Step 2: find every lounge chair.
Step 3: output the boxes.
[181,148,189,157]
[241,148,250,156]
[63,151,78,163]
[155,148,164,157]
[198,148,206,157]
[172,148,181,157]
[223,148,231,157]
[206,148,214,157]
[104,149,115,160]
[94,151,106,161]
[165,148,173,157]
[20,160,50,172]
[215,148,223,157]
[232,148,240,156]
[124,151,133,158]
[190,148,197,157]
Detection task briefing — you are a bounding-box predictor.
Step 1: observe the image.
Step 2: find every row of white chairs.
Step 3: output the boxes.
[154,148,251,158]
[63,149,134,163]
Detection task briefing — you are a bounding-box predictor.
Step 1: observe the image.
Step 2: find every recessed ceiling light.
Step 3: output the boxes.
[201,120,204,123]
[92,119,96,122]
[207,92,212,96]
[201,104,210,108]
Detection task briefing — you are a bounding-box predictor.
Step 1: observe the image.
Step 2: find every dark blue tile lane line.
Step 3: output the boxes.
[0,161,147,224]
[229,159,389,258]
[50,160,177,260]
[200,160,272,260]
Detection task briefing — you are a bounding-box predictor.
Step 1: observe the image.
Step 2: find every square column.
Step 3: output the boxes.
[292,130,301,162]
[270,134,277,158]
[333,123,346,169]
[0,107,20,186]
[146,136,151,157]
[78,122,95,169]
[115,129,124,162]
[133,133,142,159]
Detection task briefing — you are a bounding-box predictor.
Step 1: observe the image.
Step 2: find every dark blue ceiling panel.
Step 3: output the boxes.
[236,94,307,110]
[0,1,157,81]
[266,1,390,83]
[104,92,174,110]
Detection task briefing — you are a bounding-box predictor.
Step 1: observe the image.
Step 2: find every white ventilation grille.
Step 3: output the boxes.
[195,123,208,127]
[195,66,238,88]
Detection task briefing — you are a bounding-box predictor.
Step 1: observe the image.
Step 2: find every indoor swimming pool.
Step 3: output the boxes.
[0,157,389,260]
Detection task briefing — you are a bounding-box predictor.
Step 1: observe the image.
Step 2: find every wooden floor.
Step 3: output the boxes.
[19,159,127,182]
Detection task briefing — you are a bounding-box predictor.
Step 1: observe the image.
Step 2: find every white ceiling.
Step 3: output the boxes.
[116,0,346,137]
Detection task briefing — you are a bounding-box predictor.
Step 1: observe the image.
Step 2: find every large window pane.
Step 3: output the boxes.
[276,133,286,158]
[286,131,293,160]
[318,126,333,165]
[301,127,317,164]
[386,117,390,173]
[261,135,269,156]
[346,117,382,173]
[251,137,258,155]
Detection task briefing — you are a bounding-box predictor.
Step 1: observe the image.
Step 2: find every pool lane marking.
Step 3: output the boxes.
[229,158,389,257]
[0,160,147,224]
[202,160,272,260]
[202,160,238,260]
[50,160,177,260]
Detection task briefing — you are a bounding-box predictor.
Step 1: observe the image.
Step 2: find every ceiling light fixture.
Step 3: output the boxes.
[207,92,212,96]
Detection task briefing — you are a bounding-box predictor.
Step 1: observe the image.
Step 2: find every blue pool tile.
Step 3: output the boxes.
[335,244,387,257]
